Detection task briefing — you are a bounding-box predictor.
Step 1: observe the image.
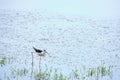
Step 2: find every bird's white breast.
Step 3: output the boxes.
[38,52,45,56]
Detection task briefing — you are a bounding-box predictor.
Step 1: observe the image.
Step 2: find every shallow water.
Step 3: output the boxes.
[0,10,120,80]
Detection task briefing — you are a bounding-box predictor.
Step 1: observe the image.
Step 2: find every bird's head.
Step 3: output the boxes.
[43,50,51,57]
[43,50,48,53]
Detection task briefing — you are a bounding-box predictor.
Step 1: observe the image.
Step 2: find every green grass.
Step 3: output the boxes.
[0,57,6,67]
[0,64,113,80]
[0,56,16,67]
[0,56,113,80]
[34,65,113,80]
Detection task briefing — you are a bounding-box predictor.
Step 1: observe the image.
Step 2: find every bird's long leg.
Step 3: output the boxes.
[39,56,41,76]
[31,52,34,80]
[31,52,34,65]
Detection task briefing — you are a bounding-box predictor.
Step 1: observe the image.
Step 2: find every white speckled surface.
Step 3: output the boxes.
[0,10,120,80]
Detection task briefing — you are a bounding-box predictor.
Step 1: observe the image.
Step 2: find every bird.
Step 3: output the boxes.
[33,47,49,56]
[32,47,49,73]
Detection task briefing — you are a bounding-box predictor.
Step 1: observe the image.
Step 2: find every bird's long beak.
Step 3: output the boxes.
[46,52,51,57]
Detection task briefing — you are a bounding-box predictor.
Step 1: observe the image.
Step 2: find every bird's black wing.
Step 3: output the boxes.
[33,47,42,53]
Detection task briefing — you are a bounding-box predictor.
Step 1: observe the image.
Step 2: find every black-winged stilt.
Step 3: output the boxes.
[32,47,50,73]
[33,47,49,56]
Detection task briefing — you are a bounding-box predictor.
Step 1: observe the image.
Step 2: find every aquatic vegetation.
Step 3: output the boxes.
[17,68,28,76]
[0,59,113,80]
[88,68,95,77]
[101,66,106,76]
[54,72,68,80]
[0,56,113,80]
[10,67,28,79]
[0,56,16,67]
[34,65,113,80]
[34,68,69,80]
[7,57,16,64]
[87,66,113,80]
[70,67,80,79]
[53,69,68,80]
[0,57,6,67]
[7,76,10,80]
